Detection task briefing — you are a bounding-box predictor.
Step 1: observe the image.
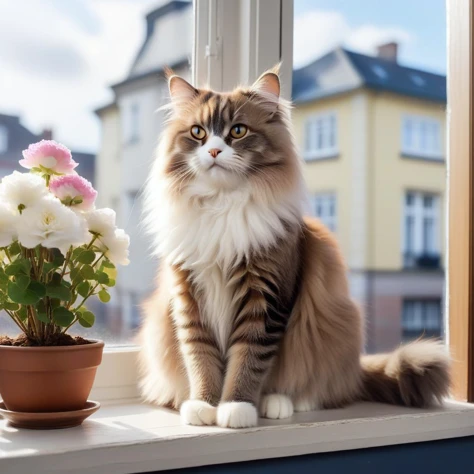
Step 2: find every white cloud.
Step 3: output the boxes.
[293,10,414,68]
[0,0,159,152]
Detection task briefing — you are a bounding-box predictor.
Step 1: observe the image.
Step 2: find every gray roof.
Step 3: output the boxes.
[292,48,446,104]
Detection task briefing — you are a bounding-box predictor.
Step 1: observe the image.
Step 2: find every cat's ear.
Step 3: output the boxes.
[252,65,281,99]
[166,69,198,102]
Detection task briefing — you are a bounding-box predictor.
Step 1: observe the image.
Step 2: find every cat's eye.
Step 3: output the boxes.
[230,124,248,139]
[190,125,206,140]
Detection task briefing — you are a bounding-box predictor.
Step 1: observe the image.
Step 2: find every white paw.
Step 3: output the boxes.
[180,400,216,426]
[217,402,258,428]
[260,394,294,419]
[294,398,319,412]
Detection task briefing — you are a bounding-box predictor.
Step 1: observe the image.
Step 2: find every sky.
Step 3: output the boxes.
[0,0,446,153]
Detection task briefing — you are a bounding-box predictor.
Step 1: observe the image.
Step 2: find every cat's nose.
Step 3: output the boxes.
[208,148,222,158]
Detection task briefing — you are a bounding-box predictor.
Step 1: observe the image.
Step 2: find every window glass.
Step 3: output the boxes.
[0,126,7,153]
[294,0,446,352]
[0,0,193,344]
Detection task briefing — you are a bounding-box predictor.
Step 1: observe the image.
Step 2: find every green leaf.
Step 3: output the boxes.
[70,267,81,282]
[28,281,46,298]
[102,264,117,280]
[78,311,95,328]
[42,262,55,276]
[37,311,50,324]
[0,268,9,285]
[105,278,116,288]
[52,252,65,267]
[5,259,31,277]
[76,281,90,298]
[16,306,28,321]
[101,260,115,269]
[77,250,95,265]
[96,271,109,285]
[52,307,75,327]
[72,248,84,259]
[7,281,40,305]
[4,302,19,311]
[50,298,61,309]
[98,289,110,303]
[80,265,95,280]
[46,283,71,301]
[15,275,30,291]
[9,241,21,256]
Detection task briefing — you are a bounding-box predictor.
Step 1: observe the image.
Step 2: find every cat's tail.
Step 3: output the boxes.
[359,340,451,407]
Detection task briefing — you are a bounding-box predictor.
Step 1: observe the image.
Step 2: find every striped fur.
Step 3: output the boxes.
[139,69,451,428]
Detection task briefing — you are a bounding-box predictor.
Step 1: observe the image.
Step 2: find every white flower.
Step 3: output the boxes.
[0,171,48,212]
[0,203,17,247]
[84,208,116,238]
[17,196,88,255]
[99,228,130,266]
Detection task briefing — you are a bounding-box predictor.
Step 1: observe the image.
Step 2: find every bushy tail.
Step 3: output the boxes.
[360,340,451,408]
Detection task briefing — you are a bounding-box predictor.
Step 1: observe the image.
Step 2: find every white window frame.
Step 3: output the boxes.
[303,112,338,161]
[402,191,441,266]
[94,0,294,403]
[401,114,443,160]
[0,126,8,154]
[311,192,337,232]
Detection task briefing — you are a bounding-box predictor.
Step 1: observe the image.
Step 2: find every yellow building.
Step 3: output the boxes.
[292,43,446,352]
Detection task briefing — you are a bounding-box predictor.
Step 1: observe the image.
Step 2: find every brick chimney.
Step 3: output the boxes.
[41,128,53,140]
[377,42,398,62]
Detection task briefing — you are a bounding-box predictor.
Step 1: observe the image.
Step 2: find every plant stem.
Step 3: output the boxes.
[60,247,73,279]
[62,282,100,333]
[5,309,28,333]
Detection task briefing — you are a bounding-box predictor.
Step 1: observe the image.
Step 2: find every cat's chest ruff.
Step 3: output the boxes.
[165,192,287,269]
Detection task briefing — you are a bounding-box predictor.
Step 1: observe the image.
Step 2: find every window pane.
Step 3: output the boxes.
[295,1,446,352]
[0,1,193,345]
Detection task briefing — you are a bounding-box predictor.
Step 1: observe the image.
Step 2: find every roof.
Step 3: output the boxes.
[128,1,191,80]
[0,114,96,184]
[292,48,446,104]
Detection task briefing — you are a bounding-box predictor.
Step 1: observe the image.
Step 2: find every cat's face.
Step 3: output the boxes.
[160,71,298,197]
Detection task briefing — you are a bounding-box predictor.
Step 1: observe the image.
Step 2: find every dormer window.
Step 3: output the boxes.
[371,64,388,79]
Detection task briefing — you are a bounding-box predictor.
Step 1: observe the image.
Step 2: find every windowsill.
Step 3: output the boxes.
[304,152,339,162]
[400,153,445,163]
[1,400,473,473]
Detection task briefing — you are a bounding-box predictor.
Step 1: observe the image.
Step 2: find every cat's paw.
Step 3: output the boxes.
[180,400,216,426]
[217,402,258,428]
[260,394,294,419]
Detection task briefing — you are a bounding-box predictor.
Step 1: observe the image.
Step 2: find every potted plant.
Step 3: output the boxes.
[0,140,130,429]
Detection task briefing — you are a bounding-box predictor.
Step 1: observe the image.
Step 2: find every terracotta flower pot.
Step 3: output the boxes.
[0,340,104,413]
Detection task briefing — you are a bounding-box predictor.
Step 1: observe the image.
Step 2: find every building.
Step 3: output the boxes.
[0,113,96,184]
[94,0,192,338]
[292,43,446,352]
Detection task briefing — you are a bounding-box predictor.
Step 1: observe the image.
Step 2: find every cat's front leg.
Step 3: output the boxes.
[172,267,224,426]
[217,266,290,428]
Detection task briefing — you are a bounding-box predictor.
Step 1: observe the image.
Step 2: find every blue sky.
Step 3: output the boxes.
[295,0,446,73]
[0,0,446,152]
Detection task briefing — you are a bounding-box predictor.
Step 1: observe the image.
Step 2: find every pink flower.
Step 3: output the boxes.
[20,140,78,175]
[49,175,98,211]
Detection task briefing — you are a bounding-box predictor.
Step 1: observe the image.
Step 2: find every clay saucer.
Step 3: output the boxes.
[0,400,100,429]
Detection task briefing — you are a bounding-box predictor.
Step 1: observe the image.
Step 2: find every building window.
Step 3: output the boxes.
[125,103,140,144]
[401,115,442,159]
[402,299,442,342]
[311,193,337,232]
[403,191,440,268]
[304,113,337,160]
[0,126,8,154]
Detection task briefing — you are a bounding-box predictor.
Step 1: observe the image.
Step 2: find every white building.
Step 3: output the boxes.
[95,0,192,337]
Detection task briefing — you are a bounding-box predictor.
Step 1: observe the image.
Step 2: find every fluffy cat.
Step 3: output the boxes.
[139,68,450,429]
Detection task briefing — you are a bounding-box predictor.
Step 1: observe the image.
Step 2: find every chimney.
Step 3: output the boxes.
[377,42,398,62]
[41,128,53,140]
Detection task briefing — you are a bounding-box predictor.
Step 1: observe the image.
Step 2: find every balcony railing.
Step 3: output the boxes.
[403,252,441,269]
